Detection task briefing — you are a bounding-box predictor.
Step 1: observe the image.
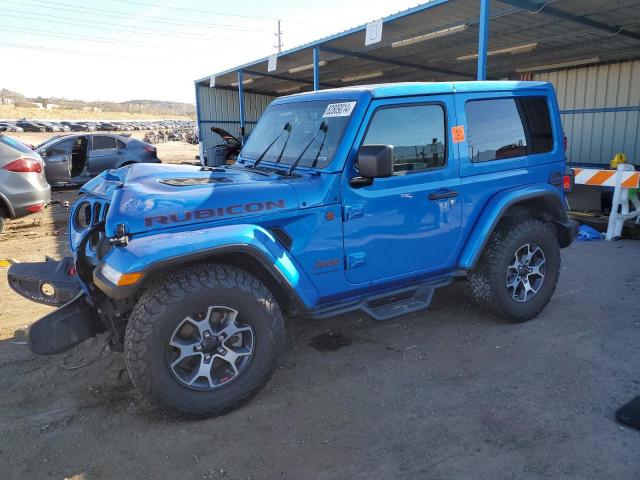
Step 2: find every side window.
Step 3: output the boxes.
[92,136,116,150]
[47,138,75,157]
[363,104,446,174]
[116,139,126,149]
[466,96,553,163]
[517,97,553,154]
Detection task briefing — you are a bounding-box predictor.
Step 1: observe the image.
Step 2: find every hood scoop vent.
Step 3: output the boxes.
[160,177,233,187]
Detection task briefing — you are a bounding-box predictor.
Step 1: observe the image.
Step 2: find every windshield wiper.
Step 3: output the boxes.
[274,123,293,164]
[250,122,291,169]
[310,123,329,168]
[287,121,327,175]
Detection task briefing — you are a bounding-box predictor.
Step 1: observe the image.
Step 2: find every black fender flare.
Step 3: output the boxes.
[458,186,577,270]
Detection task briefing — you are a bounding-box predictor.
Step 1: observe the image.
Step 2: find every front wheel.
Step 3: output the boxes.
[124,263,285,417]
[469,218,560,322]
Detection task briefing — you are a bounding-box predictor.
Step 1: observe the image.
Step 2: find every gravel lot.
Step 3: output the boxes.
[0,134,639,479]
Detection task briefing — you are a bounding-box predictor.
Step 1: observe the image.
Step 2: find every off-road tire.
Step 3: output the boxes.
[0,213,5,234]
[469,218,560,322]
[124,263,285,417]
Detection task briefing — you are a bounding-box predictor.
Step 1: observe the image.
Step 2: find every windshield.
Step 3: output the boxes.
[240,100,355,169]
[36,135,64,149]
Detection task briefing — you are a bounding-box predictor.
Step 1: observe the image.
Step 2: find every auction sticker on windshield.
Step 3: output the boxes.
[323,102,357,118]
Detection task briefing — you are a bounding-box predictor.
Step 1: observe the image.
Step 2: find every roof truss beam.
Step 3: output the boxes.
[242,69,340,89]
[318,46,475,79]
[499,0,640,41]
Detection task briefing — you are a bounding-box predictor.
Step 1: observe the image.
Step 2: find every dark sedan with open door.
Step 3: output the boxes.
[36,133,160,186]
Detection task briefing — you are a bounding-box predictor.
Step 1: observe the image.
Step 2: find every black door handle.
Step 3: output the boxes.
[428,190,458,201]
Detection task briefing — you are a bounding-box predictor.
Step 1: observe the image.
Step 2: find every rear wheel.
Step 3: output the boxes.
[469,218,560,322]
[0,212,5,234]
[124,263,285,417]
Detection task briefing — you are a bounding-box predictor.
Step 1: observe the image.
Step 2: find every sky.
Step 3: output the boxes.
[0,0,423,104]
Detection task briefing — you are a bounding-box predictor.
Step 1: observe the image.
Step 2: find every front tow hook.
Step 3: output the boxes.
[7,257,80,306]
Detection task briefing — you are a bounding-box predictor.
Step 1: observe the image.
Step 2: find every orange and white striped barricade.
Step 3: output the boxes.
[572,165,640,240]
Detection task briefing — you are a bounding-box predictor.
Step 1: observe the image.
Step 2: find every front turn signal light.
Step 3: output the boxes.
[101,263,144,287]
[117,272,144,286]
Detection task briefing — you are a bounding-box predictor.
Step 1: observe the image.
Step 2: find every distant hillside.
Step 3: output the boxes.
[0,89,195,118]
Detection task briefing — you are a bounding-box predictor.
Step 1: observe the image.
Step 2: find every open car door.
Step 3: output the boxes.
[42,137,75,185]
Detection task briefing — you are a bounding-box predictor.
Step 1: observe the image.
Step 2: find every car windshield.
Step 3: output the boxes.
[240,99,356,169]
[36,135,64,149]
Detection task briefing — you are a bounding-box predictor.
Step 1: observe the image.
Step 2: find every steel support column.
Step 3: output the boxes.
[477,0,490,80]
[194,81,205,161]
[237,69,246,141]
[313,45,320,91]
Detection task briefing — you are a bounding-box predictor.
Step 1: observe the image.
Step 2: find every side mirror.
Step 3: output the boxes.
[350,144,394,188]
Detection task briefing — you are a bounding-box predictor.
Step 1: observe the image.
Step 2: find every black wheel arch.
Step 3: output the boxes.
[93,245,306,316]
[0,191,16,219]
[467,191,577,270]
[499,193,577,249]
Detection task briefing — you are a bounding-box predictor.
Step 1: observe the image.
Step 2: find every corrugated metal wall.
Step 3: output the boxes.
[533,60,640,166]
[196,84,274,152]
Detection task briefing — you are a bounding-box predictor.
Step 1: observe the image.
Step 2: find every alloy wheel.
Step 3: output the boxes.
[166,306,254,391]
[505,243,546,302]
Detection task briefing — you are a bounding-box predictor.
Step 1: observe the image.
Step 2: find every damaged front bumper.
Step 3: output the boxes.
[8,257,80,306]
[27,293,106,355]
[7,258,106,355]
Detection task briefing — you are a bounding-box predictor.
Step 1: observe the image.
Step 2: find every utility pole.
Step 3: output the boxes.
[274,19,283,53]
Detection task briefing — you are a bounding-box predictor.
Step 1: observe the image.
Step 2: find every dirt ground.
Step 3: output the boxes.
[0,131,199,339]
[1,137,639,479]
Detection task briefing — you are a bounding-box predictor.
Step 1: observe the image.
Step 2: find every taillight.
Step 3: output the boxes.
[3,157,42,173]
[144,145,156,154]
[26,203,44,213]
[563,168,574,193]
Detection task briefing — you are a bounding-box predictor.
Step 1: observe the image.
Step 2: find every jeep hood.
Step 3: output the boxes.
[83,163,299,236]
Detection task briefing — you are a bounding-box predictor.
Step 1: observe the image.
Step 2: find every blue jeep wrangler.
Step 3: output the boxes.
[9,81,577,416]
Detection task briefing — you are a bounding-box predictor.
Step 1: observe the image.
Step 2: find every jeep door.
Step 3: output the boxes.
[341,96,462,285]
[87,135,125,174]
[452,90,563,261]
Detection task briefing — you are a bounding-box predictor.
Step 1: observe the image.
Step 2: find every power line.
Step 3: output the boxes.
[0,42,203,65]
[0,25,157,48]
[110,0,326,27]
[112,0,282,22]
[1,10,268,41]
[0,24,261,50]
[6,0,274,32]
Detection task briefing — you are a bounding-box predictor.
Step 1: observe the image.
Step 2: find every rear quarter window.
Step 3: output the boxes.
[466,96,553,163]
[92,136,117,150]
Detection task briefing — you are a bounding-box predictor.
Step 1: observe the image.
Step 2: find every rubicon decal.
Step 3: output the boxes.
[144,200,286,227]
[314,258,341,271]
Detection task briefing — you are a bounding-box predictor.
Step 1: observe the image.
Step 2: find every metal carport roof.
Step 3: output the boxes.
[195,0,640,95]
